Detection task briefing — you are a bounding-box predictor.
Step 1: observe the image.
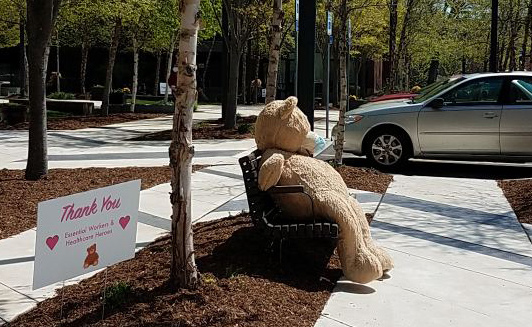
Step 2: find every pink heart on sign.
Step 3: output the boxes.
[119,216,130,229]
[46,235,59,250]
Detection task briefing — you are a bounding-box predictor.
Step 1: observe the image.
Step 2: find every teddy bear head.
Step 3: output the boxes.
[255,96,311,153]
[87,244,96,254]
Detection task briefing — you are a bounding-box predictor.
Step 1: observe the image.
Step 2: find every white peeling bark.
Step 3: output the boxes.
[131,37,139,112]
[265,0,283,104]
[334,0,348,165]
[169,0,200,289]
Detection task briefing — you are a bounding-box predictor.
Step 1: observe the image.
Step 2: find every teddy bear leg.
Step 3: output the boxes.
[349,197,394,272]
[319,196,383,284]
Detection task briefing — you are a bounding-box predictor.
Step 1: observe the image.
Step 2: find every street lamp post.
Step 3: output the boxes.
[297,0,317,129]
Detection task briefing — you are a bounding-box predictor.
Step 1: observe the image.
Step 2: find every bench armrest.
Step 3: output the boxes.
[268,185,304,194]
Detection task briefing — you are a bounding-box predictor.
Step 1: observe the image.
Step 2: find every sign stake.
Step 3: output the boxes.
[59,280,65,325]
[101,268,109,321]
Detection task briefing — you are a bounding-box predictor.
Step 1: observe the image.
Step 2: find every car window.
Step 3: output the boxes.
[509,78,532,104]
[441,78,503,104]
[411,76,465,103]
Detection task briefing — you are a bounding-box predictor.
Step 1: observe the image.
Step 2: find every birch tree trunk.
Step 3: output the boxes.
[102,18,122,116]
[25,0,62,180]
[240,43,247,104]
[80,40,89,96]
[265,0,283,104]
[153,50,162,96]
[169,0,200,290]
[56,30,60,93]
[131,38,139,112]
[165,30,179,104]
[387,0,398,91]
[334,0,348,165]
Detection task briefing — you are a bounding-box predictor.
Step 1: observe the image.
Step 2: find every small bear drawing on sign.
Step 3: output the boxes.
[83,244,99,269]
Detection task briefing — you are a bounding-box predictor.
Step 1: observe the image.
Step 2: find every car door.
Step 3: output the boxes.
[418,77,503,154]
[500,77,532,155]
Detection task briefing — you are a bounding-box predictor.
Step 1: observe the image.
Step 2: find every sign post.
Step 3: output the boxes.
[347,19,352,111]
[295,0,299,97]
[33,180,141,290]
[325,11,333,139]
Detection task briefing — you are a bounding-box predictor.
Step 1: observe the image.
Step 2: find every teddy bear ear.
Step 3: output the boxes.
[280,96,298,120]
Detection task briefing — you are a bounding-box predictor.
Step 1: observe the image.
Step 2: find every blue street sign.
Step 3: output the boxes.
[295,0,299,31]
[327,11,333,36]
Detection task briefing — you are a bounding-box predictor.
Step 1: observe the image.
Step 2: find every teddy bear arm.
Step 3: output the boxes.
[258,153,285,191]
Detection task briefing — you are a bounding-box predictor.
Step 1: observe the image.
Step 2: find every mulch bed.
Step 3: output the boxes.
[498,179,532,224]
[0,166,205,240]
[336,165,393,194]
[129,115,257,141]
[0,113,168,131]
[11,214,342,327]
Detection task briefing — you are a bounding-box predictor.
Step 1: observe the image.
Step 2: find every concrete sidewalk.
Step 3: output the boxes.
[316,175,532,327]
[0,104,338,170]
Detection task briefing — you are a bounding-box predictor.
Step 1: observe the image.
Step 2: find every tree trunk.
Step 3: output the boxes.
[169,0,200,290]
[498,22,508,71]
[265,0,284,104]
[165,30,179,104]
[56,30,60,92]
[19,13,26,97]
[240,42,247,104]
[24,45,29,96]
[80,40,89,96]
[334,0,348,165]
[153,50,162,96]
[252,44,261,105]
[397,0,415,90]
[427,58,439,84]
[25,0,62,180]
[131,37,139,112]
[201,37,216,102]
[521,2,532,70]
[164,50,173,103]
[388,0,398,91]
[503,40,511,71]
[102,18,122,116]
[225,47,241,129]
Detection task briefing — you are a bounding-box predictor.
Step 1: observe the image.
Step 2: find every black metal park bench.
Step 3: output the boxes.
[239,150,339,241]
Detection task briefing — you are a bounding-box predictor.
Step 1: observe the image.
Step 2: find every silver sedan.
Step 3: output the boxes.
[339,72,532,169]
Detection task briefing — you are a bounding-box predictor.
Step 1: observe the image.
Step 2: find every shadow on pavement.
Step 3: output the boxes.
[343,157,532,180]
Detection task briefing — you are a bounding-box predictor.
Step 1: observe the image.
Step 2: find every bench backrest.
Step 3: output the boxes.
[238,150,279,227]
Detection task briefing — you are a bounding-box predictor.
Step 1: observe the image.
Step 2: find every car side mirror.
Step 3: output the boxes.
[429,98,444,109]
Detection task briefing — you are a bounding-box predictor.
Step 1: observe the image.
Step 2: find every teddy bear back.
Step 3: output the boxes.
[255,96,311,153]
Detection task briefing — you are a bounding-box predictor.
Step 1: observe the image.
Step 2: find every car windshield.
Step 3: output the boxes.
[411,76,466,103]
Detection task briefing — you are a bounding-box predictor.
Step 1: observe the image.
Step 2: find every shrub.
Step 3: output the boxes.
[48,92,75,100]
[103,281,132,310]
[237,123,254,134]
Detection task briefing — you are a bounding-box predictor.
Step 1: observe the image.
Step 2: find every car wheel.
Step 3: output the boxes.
[364,129,410,170]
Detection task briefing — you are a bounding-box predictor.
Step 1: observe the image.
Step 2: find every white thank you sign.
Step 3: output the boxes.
[33,180,141,290]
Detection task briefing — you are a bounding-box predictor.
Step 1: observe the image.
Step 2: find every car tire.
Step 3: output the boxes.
[364,128,411,170]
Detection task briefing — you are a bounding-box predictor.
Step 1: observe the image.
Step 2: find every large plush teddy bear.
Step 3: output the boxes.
[255,96,393,284]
